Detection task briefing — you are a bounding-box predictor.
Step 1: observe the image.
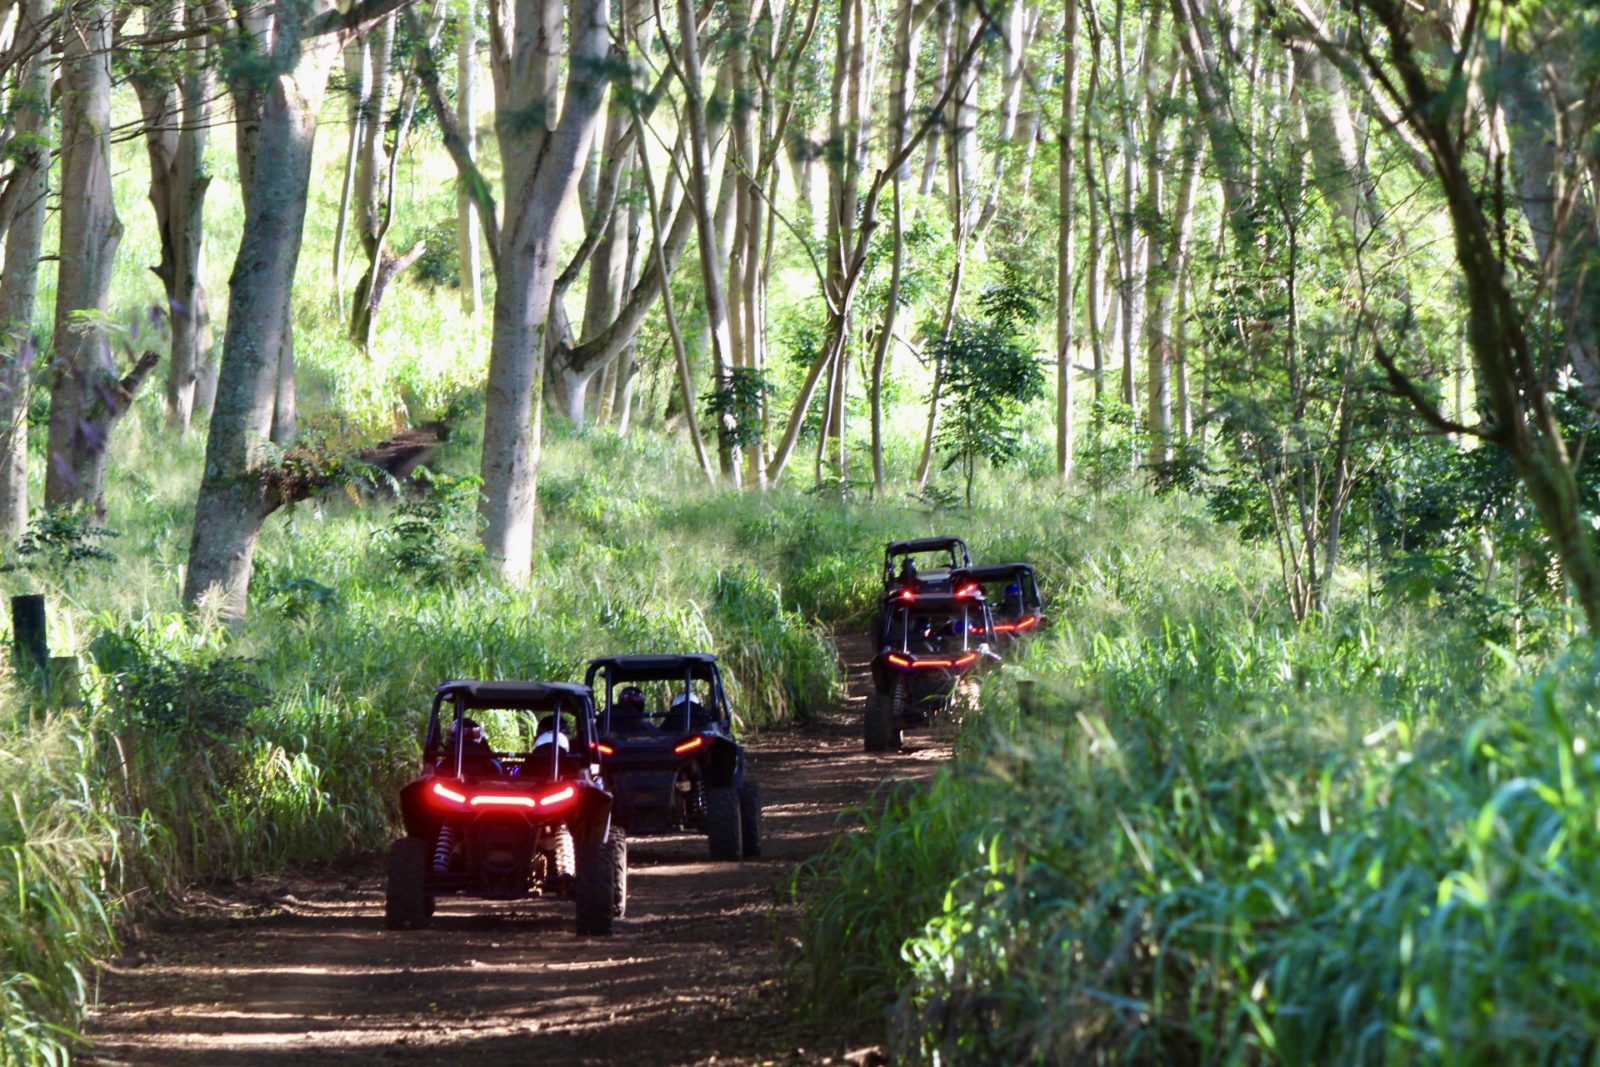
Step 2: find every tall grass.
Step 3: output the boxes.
[792,504,1600,1064]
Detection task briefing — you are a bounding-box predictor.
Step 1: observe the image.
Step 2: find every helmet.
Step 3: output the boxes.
[450,717,485,745]
[533,729,571,752]
[671,692,705,718]
[1005,582,1022,598]
[618,685,646,710]
[533,714,570,752]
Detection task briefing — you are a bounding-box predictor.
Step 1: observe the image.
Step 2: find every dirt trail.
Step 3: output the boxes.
[85,635,945,1066]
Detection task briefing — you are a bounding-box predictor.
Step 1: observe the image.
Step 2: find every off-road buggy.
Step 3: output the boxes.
[865,584,998,752]
[585,653,762,861]
[882,536,973,593]
[967,562,1044,643]
[386,680,626,936]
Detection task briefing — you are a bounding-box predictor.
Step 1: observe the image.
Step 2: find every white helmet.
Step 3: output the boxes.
[533,729,570,752]
[671,692,703,711]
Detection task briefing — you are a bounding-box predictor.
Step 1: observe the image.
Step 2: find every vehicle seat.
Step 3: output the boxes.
[443,738,503,778]
[610,708,658,735]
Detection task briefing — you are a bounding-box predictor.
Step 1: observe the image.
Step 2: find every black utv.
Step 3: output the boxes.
[386,680,625,935]
[882,536,973,594]
[967,562,1044,643]
[865,585,998,752]
[585,653,762,861]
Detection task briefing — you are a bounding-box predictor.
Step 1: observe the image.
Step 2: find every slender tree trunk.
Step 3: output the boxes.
[0,0,47,538]
[333,37,369,307]
[456,2,482,315]
[477,0,611,579]
[975,0,1039,236]
[558,78,634,426]
[675,0,739,485]
[47,0,132,515]
[920,0,951,197]
[1056,0,1078,480]
[1082,22,1105,401]
[612,186,646,432]
[634,112,714,480]
[870,0,922,495]
[1113,0,1142,416]
[136,0,214,436]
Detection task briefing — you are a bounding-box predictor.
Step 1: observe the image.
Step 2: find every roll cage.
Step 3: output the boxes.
[423,680,600,783]
[878,592,995,665]
[966,563,1043,630]
[882,536,973,587]
[583,653,734,735]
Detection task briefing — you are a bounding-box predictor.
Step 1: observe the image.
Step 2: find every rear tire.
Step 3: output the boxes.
[863,690,901,752]
[608,829,629,918]
[738,781,763,858]
[706,786,743,861]
[385,837,431,930]
[575,839,616,936]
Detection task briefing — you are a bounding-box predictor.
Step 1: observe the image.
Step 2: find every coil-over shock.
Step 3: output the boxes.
[432,823,458,874]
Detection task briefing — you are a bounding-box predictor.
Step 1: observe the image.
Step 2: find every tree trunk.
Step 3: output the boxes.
[870,0,923,495]
[1082,23,1105,400]
[135,0,214,436]
[0,0,47,538]
[675,0,740,485]
[1056,0,1078,481]
[920,0,952,197]
[185,9,346,617]
[46,0,128,515]
[456,4,483,315]
[333,37,369,306]
[554,59,634,427]
[477,0,611,580]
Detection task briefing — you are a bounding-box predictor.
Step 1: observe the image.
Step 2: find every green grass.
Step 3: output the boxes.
[791,507,1600,1064]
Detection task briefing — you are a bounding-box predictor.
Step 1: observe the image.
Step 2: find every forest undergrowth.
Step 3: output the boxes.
[1,411,1585,1066]
[794,490,1599,1064]
[0,416,880,1065]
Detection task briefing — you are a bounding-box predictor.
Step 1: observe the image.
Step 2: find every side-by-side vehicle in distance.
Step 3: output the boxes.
[585,653,762,861]
[866,582,997,752]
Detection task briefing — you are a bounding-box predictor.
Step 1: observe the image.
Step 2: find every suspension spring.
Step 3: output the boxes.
[432,823,458,874]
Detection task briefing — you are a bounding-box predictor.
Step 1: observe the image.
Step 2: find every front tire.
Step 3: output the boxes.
[706,786,743,861]
[738,781,763,858]
[575,839,616,936]
[385,837,432,930]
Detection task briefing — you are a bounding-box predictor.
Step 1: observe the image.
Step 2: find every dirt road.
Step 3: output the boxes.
[85,637,946,1066]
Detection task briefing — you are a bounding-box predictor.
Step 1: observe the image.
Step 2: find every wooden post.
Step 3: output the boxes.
[1017,678,1037,716]
[12,594,48,687]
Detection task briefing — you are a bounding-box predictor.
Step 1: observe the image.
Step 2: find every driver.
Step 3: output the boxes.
[1002,581,1024,617]
[444,716,502,776]
[611,685,654,733]
[898,557,919,587]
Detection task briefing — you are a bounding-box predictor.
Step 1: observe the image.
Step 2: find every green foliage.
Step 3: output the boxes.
[930,283,1048,505]
[91,630,266,740]
[0,711,126,1067]
[793,501,1600,1063]
[377,468,485,585]
[5,509,116,578]
[701,367,772,452]
[409,220,465,290]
